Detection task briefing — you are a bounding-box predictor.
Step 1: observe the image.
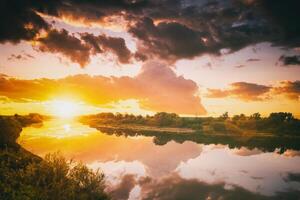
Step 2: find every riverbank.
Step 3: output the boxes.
[79,112,300,137]
[0,115,110,200]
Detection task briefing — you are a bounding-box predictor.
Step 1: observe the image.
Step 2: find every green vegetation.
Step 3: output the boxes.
[79,112,203,131]
[0,115,110,200]
[0,152,109,200]
[80,112,300,136]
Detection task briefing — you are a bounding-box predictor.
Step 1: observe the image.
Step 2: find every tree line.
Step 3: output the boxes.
[80,112,300,135]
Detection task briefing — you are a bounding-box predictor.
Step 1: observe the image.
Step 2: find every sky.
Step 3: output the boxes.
[0,0,300,117]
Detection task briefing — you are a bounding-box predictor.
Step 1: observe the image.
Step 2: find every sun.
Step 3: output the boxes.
[50,100,80,118]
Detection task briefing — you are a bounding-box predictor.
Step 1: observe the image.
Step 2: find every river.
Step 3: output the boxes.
[18,119,300,199]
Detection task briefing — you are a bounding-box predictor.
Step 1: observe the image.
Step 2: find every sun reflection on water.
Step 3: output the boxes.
[18,118,96,140]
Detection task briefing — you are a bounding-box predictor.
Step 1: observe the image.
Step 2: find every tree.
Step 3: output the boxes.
[232,114,246,122]
[219,112,229,120]
[268,112,294,122]
[153,112,180,126]
[250,113,261,120]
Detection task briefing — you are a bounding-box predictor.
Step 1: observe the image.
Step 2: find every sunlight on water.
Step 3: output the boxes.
[18,118,96,140]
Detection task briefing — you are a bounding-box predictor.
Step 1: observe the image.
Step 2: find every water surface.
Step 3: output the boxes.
[18,119,300,199]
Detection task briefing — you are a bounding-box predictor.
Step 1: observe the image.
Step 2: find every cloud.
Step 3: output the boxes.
[206,89,229,98]
[0,0,146,44]
[35,29,133,67]
[272,81,300,100]
[1,0,300,64]
[7,52,35,61]
[278,55,300,66]
[0,0,49,43]
[129,17,216,62]
[206,82,271,101]
[0,61,206,115]
[127,0,298,63]
[80,33,132,64]
[247,58,260,62]
[36,29,91,67]
[231,147,262,156]
[234,65,245,68]
[282,150,300,158]
[109,174,137,200]
[110,172,299,200]
[258,0,300,47]
[39,0,147,29]
[7,54,26,61]
[136,174,271,200]
[207,80,300,101]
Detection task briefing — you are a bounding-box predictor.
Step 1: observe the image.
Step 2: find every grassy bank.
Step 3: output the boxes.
[0,114,110,200]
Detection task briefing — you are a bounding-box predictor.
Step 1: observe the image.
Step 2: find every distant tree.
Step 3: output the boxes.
[153,112,180,126]
[219,112,229,120]
[232,114,246,122]
[268,112,294,123]
[249,113,261,120]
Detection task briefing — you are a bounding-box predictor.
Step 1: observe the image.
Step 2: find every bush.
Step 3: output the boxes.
[211,122,226,132]
[0,152,110,200]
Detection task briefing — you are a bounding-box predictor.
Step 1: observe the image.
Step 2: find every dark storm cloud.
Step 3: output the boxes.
[36,29,133,67]
[80,33,132,64]
[258,0,300,47]
[127,1,274,62]
[128,17,217,62]
[0,0,49,43]
[37,29,91,67]
[278,55,300,66]
[0,0,147,44]
[0,0,143,66]
[1,0,300,63]
[128,0,300,62]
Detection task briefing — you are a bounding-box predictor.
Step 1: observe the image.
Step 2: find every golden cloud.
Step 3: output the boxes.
[0,61,206,115]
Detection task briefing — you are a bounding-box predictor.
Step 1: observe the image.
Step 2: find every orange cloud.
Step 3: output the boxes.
[206,81,300,102]
[0,62,206,115]
[272,81,300,100]
[206,82,271,101]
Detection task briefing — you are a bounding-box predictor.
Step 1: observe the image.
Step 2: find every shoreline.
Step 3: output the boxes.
[89,124,300,139]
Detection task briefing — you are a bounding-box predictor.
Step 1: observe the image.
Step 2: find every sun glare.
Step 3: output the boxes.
[50,100,80,118]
